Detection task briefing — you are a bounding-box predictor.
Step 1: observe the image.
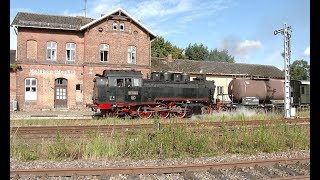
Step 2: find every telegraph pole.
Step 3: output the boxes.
[84,0,87,17]
[274,23,292,118]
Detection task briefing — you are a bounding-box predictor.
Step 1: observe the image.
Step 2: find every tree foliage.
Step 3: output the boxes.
[151,38,235,63]
[290,59,310,80]
[151,36,185,59]
[184,43,209,61]
[208,48,235,63]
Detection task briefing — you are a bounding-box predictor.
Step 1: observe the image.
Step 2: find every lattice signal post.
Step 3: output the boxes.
[274,23,292,118]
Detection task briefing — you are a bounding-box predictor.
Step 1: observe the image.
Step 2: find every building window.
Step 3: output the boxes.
[25,78,37,101]
[217,86,224,95]
[66,43,76,61]
[128,46,136,64]
[76,84,81,90]
[100,44,109,62]
[120,22,124,31]
[113,22,117,31]
[46,41,57,60]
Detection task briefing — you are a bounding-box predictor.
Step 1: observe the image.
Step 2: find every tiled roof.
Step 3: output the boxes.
[10,50,16,64]
[151,58,285,79]
[11,12,94,30]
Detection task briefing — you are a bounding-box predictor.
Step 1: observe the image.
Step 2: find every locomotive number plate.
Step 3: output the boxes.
[128,91,139,95]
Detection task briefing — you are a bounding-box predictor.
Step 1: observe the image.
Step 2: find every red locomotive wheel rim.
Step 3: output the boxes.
[158,111,170,119]
[138,106,153,119]
[172,105,186,118]
[173,112,186,118]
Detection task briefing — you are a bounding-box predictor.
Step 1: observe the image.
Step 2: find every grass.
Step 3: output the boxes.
[10,109,310,127]
[10,121,309,161]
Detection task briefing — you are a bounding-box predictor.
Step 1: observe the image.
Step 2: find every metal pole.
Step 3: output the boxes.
[274,23,292,118]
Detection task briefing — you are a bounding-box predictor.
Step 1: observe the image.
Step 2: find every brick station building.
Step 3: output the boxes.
[11,8,156,111]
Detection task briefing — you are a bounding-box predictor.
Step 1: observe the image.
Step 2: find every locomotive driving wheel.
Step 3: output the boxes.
[156,104,170,119]
[137,105,153,119]
[172,105,187,118]
[201,106,211,115]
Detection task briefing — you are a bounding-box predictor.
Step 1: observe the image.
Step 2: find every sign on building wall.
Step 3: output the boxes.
[29,69,76,76]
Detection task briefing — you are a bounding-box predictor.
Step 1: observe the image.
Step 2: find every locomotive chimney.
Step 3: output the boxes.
[167,54,173,63]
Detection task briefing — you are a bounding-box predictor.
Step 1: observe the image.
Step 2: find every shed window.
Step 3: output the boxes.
[217,86,224,95]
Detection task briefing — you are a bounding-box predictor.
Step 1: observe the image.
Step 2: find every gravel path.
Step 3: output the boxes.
[10,150,309,170]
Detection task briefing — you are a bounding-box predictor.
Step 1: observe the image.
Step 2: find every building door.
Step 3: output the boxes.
[54,78,68,108]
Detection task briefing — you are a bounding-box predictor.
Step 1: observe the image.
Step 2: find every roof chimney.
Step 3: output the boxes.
[167,54,173,63]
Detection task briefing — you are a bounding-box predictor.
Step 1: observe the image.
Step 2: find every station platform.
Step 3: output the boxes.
[10,109,96,120]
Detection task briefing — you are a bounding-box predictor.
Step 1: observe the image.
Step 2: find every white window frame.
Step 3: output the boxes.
[66,43,76,61]
[112,22,117,31]
[46,41,57,61]
[128,46,136,64]
[119,22,124,31]
[100,44,109,62]
[25,78,37,101]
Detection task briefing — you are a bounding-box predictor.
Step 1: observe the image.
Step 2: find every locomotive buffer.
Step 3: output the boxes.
[274,23,293,118]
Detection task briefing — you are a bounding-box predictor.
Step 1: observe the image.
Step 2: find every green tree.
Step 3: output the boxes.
[290,59,310,80]
[208,48,235,63]
[184,43,209,61]
[151,36,185,59]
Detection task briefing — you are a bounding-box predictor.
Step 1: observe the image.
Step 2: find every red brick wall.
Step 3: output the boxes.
[14,16,153,111]
[84,19,151,66]
[16,64,85,110]
[10,71,17,111]
[17,28,85,64]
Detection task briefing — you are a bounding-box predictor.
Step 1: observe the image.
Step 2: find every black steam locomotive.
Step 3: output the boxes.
[91,70,216,118]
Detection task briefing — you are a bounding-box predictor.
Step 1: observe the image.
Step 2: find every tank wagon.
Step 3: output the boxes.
[221,78,309,111]
[91,70,216,118]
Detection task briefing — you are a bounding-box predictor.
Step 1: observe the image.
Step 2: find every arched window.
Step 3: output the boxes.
[119,22,124,31]
[26,40,37,60]
[112,22,117,31]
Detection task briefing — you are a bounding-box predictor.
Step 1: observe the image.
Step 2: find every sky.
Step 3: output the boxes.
[10,0,310,70]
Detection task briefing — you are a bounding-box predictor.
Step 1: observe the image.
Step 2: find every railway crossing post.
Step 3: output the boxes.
[274,23,292,118]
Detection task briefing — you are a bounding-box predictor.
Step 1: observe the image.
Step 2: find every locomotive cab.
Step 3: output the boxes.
[92,70,143,111]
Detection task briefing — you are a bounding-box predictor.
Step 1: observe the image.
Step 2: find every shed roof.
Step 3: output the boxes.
[11,8,157,39]
[11,12,93,30]
[151,58,285,79]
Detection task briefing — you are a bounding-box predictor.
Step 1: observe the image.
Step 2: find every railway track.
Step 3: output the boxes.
[10,157,310,179]
[10,118,309,139]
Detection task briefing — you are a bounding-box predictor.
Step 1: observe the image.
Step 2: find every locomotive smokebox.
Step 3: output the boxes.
[228,79,284,102]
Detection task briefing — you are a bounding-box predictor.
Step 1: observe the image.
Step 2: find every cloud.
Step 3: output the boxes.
[86,0,232,37]
[303,47,310,57]
[218,38,262,63]
[10,0,233,49]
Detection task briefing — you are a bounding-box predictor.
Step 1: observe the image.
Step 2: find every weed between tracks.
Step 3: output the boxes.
[10,110,309,126]
[10,121,309,161]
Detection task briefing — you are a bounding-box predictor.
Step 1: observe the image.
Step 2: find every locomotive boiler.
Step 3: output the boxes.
[91,70,216,118]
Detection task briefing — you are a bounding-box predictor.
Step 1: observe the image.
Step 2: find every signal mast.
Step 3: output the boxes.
[274,23,292,118]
